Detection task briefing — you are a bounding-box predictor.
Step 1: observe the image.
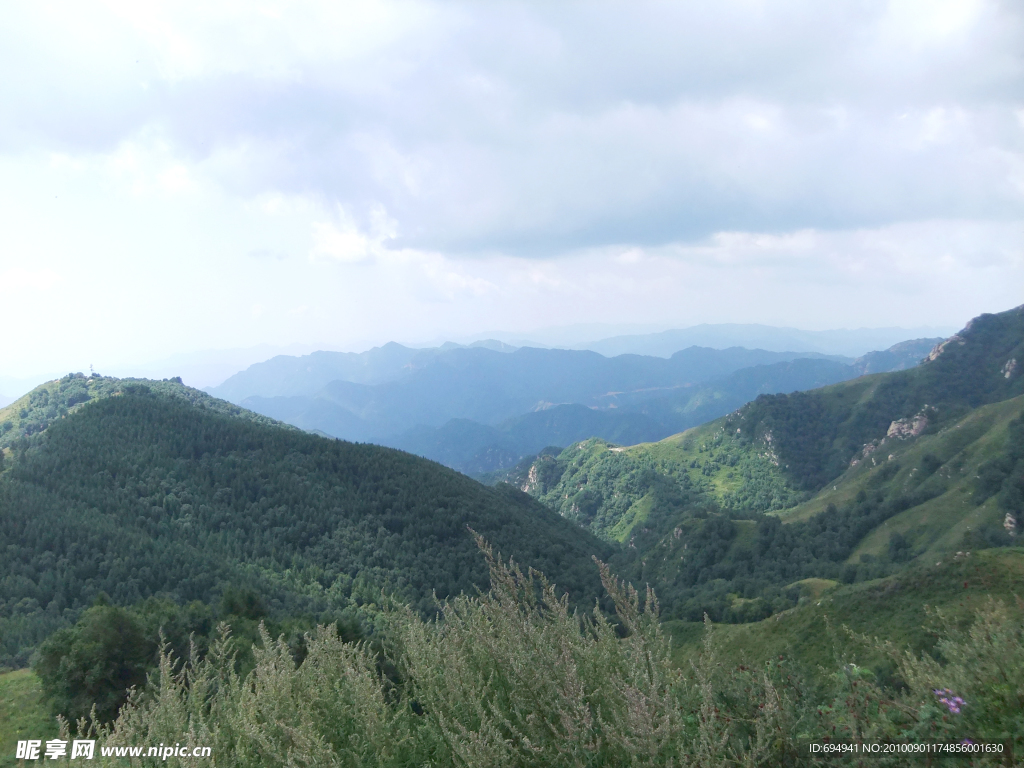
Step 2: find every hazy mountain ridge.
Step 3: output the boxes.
[213,343,934,473]
[215,343,851,407]
[577,323,954,358]
[382,340,940,474]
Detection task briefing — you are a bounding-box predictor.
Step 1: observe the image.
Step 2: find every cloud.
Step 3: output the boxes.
[0,0,1019,255]
[309,204,397,263]
[0,1,1020,378]
[0,267,62,290]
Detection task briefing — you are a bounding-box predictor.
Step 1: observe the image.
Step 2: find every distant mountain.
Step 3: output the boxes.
[229,346,853,449]
[208,340,521,404]
[849,337,943,375]
[385,404,669,476]
[579,324,954,359]
[208,343,442,402]
[379,341,941,474]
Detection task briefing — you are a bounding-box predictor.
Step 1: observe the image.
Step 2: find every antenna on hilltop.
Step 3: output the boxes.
[89,364,94,376]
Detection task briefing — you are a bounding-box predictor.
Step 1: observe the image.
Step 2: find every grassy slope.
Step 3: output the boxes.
[528,420,802,541]
[0,669,57,768]
[519,383,1021,575]
[664,547,1024,678]
[776,394,1022,561]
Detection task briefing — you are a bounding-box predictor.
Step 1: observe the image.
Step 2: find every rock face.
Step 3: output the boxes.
[1005,513,1018,537]
[1003,358,1017,379]
[926,335,965,362]
[887,407,933,439]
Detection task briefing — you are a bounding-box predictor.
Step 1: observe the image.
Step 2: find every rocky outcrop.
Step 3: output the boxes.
[1002,358,1017,379]
[926,335,965,362]
[887,407,934,439]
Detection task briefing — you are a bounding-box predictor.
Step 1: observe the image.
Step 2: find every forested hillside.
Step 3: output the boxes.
[0,373,286,450]
[496,307,1023,623]
[0,387,610,667]
[733,308,1023,491]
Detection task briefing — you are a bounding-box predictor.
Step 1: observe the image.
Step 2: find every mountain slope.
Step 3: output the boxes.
[494,307,1022,621]
[0,387,611,667]
[509,309,1021,542]
[733,308,1023,491]
[422,341,936,478]
[665,546,1024,680]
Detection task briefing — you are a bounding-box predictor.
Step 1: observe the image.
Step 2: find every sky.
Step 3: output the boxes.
[1,0,1021,383]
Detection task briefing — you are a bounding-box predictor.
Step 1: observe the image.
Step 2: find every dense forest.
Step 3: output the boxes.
[0,388,610,668]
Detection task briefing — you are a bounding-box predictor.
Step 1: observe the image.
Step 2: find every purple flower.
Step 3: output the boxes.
[933,689,966,714]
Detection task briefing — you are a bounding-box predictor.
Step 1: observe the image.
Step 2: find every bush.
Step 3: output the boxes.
[34,605,155,723]
[61,544,1024,767]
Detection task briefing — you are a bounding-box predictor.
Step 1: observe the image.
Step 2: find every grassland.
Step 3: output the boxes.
[664,546,1024,680]
[0,669,57,767]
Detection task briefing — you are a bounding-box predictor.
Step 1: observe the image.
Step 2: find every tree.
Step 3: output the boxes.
[34,605,156,723]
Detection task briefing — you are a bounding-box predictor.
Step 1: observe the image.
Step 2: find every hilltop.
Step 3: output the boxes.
[0,372,286,450]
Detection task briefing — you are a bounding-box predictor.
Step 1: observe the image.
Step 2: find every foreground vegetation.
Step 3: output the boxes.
[0,669,57,768]
[49,541,1023,767]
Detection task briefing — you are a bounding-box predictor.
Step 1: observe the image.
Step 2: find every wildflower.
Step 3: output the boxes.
[933,688,966,714]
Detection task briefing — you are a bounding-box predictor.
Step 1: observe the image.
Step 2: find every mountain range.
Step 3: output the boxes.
[209,338,940,474]
[1,305,1022,752]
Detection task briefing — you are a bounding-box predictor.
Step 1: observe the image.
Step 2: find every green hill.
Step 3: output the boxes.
[497,306,1022,622]
[0,372,288,451]
[0,384,611,667]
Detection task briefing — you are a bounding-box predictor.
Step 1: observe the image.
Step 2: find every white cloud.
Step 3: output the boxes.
[0,267,62,290]
[310,204,397,263]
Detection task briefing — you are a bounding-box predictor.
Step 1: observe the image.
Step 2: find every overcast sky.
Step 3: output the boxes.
[1,0,1021,379]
